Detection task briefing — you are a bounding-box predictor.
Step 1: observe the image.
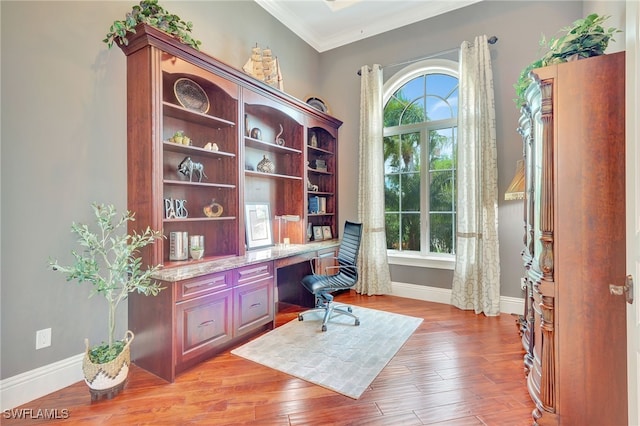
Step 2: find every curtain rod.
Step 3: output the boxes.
[357,35,498,76]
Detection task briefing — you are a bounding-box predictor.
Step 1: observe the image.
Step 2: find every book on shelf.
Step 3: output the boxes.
[308,196,320,214]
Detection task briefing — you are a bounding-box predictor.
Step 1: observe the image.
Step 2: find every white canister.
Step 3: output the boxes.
[169,231,189,260]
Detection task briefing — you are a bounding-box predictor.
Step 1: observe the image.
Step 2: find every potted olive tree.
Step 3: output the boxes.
[49,203,164,400]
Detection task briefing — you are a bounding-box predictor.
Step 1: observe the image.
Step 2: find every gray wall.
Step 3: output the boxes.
[0,0,319,379]
[1,0,623,379]
[318,1,585,298]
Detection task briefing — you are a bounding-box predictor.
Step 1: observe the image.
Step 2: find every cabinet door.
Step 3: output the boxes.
[175,288,233,369]
[234,262,274,336]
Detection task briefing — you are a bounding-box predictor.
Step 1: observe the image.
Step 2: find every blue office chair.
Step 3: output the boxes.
[298,221,363,331]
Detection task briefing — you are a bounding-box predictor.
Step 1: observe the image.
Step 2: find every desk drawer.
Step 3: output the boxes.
[176,289,233,367]
[235,262,273,285]
[176,271,232,302]
[234,278,274,337]
[274,252,315,269]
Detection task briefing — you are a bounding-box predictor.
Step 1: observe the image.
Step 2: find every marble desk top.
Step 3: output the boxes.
[151,240,341,282]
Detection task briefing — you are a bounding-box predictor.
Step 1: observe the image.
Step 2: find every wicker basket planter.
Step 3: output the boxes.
[82,331,134,401]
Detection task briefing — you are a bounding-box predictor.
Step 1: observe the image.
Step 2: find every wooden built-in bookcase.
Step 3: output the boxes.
[120,24,342,266]
[118,24,342,382]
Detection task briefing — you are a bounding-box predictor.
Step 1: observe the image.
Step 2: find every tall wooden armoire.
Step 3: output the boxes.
[518,51,629,425]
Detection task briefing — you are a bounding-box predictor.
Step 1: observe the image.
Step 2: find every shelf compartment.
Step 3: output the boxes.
[164,102,235,128]
[307,167,333,176]
[164,141,236,158]
[244,170,303,181]
[307,145,334,156]
[164,180,236,189]
[163,216,237,223]
[245,137,302,155]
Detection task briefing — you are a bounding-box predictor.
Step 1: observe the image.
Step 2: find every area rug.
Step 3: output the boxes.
[231,305,423,399]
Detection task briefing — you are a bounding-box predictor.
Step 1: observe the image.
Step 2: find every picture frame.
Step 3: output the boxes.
[245,202,273,249]
[313,226,324,241]
[322,225,332,240]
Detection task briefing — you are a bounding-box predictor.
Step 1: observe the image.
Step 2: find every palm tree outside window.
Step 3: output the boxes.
[383,59,458,259]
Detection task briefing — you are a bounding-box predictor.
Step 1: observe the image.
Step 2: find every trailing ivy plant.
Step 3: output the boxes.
[104,0,201,50]
[49,203,164,363]
[514,13,620,108]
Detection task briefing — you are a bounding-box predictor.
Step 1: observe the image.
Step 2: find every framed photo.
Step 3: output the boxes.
[245,202,273,249]
[313,226,324,241]
[322,225,332,240]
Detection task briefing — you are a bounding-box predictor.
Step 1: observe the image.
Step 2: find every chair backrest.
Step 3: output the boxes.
[337,221,362,281]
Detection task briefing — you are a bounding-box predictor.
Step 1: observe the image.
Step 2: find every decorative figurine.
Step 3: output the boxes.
[257,155,275,174]
[307,178,319,192]
[275,124,285,146]
[203,199,224,217]
[250,127,262,140]
[178,156,207,182]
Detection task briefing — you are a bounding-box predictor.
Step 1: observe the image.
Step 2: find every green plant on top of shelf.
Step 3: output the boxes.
[104,0,201,50]
[514,13,620,108]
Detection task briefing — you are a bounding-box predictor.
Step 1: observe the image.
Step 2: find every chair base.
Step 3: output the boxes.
[298,301,360,332]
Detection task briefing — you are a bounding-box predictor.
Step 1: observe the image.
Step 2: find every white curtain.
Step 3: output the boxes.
[356,64,392,296]
[451,35,501,316]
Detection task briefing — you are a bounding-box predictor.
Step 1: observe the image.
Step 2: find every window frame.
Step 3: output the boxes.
[383,59,458,270]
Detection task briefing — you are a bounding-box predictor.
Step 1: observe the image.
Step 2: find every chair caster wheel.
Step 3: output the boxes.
[355,319,360,326]
[347,307,353,313]
[298,315,303,321]
[321,325,327,332]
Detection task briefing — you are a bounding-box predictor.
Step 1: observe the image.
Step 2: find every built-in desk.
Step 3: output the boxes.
[128,241,340,382]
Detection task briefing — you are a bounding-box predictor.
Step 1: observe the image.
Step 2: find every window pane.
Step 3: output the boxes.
[396,76,424,103]
[427,74,457,100]
[401,213,421,251]
[384,97,408,127]
[430,170,454,211]
[400,133,420,172]
[385,213,400,250]
[425,74,458,120]
[401,172,420,211]
[400,98,426,125]
[384,135,401,173]
[430,212,454,254]
[429,128,455,169]
[384,175,400,211]
[426,95,452,121]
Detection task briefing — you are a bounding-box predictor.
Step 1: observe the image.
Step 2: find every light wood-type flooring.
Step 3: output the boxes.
[4,292,533,425]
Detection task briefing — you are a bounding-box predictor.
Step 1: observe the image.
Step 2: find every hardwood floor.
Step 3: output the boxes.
[4,292,533,425]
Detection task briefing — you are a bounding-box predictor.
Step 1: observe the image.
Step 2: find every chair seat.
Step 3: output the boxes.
[301,273,355,295]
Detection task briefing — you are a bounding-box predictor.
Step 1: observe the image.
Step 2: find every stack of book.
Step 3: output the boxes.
[310,159,327,172]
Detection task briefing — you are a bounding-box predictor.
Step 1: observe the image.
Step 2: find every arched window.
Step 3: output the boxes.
[383,59,458,263]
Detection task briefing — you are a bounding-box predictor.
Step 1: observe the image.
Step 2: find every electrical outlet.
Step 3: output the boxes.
[36,328,51,350]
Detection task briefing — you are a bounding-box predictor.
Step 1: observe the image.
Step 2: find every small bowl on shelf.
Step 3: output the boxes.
[190,248,204,260]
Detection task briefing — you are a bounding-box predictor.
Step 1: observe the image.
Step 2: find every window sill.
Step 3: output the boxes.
[387,251,455,270]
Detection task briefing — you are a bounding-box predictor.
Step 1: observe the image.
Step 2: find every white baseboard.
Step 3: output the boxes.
[390,281,524,315]
[1,284,523,411]
[0,353,84,411]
